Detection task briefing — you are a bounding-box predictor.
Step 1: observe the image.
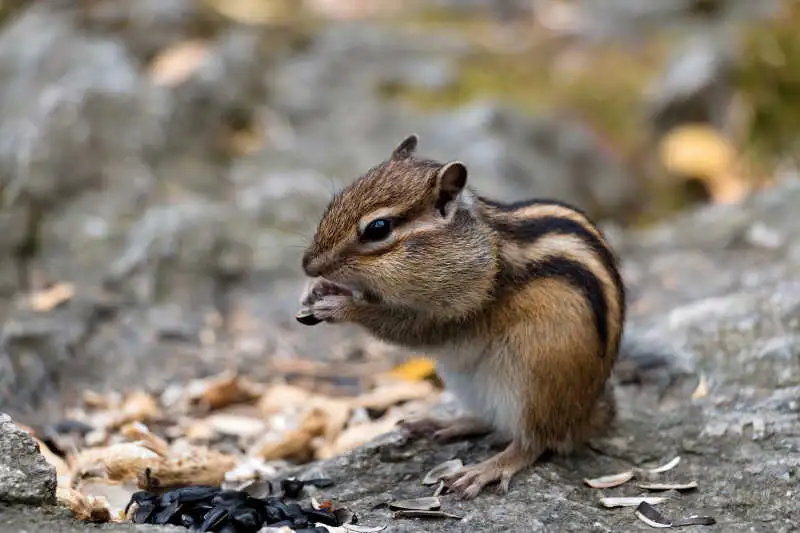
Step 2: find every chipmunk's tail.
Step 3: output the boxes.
[613,328,695,385]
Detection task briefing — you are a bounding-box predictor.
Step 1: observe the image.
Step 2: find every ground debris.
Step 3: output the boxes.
[125,482,352,532]
[32,365,442,526]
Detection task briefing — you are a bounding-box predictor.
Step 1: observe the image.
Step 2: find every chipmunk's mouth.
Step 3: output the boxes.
[318,278,354,297]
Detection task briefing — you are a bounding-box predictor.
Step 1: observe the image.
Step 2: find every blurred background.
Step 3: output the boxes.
[0,0,798,423]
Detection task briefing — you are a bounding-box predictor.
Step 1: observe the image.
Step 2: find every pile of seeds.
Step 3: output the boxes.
[127,484,341,533]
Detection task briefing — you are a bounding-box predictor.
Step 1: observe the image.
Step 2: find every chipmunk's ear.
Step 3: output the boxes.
[391,134,419,160]
[434,161,468,216]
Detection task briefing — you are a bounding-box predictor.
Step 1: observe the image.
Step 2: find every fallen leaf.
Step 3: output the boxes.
[147,40,209,87]
[257,383,312,416]
[141,446,237,489]
[255,408,327,462]
[584,470,634,489]
[316,411,402,460]
[658,124,748,204]
[206,411,267,439]
[29,282,75,311]
[385,357,437,382]
[350,381,436,411]
[57,487,113,523]
[186,371,262,412]
[71,442,163,483]
[111,392,162,428]
[35,438,71,487]
[118,422,170,456]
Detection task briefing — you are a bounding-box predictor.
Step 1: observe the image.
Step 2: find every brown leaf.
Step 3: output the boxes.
[186,371,262,412]
[57,487,113,523]
[255,408,327,462]
[111,391,162,428]
[118,422,170,456]
[141,446,237,489]
[350,381,437,412]
[71,442,164,484]
[147,40,209,87]
[658,124,748,204]
[257,383,312,416]
[35,437,72,487]
[317,411,403,460]
[29,282,75,311]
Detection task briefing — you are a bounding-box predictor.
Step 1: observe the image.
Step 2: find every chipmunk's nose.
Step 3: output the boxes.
[302,252,320,277]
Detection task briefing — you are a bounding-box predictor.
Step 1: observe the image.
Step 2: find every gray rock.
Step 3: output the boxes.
[0,413,55,505]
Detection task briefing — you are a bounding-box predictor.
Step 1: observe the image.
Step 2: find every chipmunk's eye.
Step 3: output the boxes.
[361,218,392,242]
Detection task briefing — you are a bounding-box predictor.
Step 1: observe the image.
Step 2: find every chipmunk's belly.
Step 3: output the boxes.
[433,342,521,439]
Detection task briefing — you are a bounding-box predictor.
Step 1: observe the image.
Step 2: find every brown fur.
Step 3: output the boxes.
[300,134,626,493]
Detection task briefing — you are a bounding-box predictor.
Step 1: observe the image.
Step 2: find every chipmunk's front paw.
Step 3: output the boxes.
[297,278,356,324]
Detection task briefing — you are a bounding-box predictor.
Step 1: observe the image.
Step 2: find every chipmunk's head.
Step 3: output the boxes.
[302,134,497,317]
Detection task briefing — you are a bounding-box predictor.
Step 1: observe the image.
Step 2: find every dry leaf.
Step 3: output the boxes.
[386,357,437,382]
[206,412,267,440]
[29,282,74,311]
[350,381,436,411]
[186,371,262,412]
[82,390,118,410]
[658,124,748,204]
[111,391,162,428]
[258,384,312,416]
[76,480,140,518]
[36,438,72,487]
[71,442,163,483]
[255,408,327,462]
[142,446,237,489]
[57,487,113,523]
[148,40,209,87]
[118,422,170,456]
[317,411,403,460]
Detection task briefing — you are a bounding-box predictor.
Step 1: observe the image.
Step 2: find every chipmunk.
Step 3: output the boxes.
[296,134,640,499]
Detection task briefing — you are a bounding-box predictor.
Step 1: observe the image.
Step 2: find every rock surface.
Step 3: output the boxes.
[0,1,797,531]
[1,175,798,532]
[0,413,56,505]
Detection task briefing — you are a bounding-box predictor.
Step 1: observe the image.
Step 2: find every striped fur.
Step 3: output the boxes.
[301,135,627,493]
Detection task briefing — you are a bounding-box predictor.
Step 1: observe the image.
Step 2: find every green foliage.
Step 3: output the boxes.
[736,0,800,165]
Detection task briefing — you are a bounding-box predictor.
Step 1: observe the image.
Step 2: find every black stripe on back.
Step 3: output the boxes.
[476,195,593,222]
[489,215,624,317]
[497,257,609,357]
